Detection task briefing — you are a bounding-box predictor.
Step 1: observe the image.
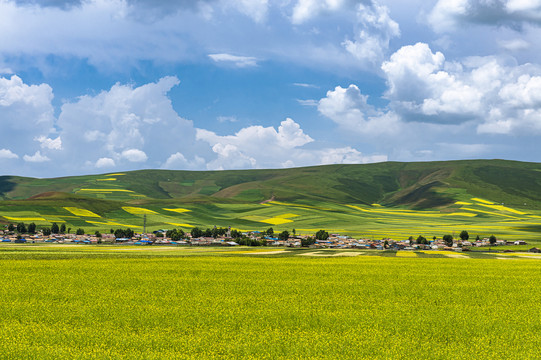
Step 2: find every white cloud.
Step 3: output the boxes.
[429,0,541,32]
[208,53,258,67]
[0,0,401,75]
[217,116,238,123]
[196,117,384,169]
[318,84,401,135]
[224,0,269,23]
[163,152,206,169]
[95,157,115,168]
[23,150,50,162]
[291,0,353,24]
[320,146,387,164]
[121,148,148,162]
[499,38,530,51]
[57,76,199,173]
[35,135,62,150]
[0,75,55,156]
[375,42,541,135]
[297,99,318,106]
[342,2,400,65]
[0,148,18,159]
[293,83,319,88]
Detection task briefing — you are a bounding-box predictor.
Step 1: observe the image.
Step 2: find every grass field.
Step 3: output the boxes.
[0,245,539,359]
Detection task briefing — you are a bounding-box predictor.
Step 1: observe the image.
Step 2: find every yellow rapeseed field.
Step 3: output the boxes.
[122,206,158,215]
[63,207,100,217]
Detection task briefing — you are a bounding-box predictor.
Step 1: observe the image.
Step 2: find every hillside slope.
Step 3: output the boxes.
[1,159,541,209]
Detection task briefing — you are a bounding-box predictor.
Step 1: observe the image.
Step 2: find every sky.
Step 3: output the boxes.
[2,0,541,177]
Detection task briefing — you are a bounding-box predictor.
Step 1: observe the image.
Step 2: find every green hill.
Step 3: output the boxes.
[1,159,541,240]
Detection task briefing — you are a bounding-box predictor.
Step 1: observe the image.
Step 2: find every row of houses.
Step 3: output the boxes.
[0,230,532,251]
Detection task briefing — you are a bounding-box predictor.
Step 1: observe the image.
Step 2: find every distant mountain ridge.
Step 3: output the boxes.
[1,159,541,210]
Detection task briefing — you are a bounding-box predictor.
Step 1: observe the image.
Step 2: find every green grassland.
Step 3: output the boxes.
[1,160,541,241]
[0,245,539,359]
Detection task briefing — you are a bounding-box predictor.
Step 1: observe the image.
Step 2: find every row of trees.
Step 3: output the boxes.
[7,222,71,235]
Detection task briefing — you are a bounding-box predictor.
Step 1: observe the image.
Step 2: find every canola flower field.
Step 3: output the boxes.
[0,245,539,359]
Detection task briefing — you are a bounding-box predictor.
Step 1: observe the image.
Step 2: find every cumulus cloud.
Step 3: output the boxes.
[163,152,206,169]
[196,118,385,169]
[374,42,541,134]
[291,0,354,24]
[318,84,401,135]
[23,150,50,162]
[290,0,399,65]
[121,149,148,162]
[0,75,55,156]
[57,76,199,172]
[0,149,18,159]
[429,0,541,32]
[95,157,115,168]
[35,135,62,150]
[342,2,400,65]
[208,53,258,67]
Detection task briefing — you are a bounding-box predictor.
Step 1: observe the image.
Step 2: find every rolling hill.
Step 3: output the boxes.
[1,159,541,240]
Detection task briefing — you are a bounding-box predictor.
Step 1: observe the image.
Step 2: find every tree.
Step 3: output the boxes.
[60,223,66,234]
[301,237,316,247]
[16,223,27,234]
[230,229,242,239]
[42,227,51,236]
[76,228,85,235]
[28,223,36,234]
[278,230,289,241]
[166,229,185,241]
[95,231,102,238]
[476,235,480,241]
[433,236,437,241]
[443,234,453,247]
[7,224,14,232]
[190,227,203,238]
[292,229,296,237]
[459,230,469,241]
[416,235,427,244]
[489,235,497,245]
[51,223,59,234]
[110,228,114,234]
[315,230,329,240]
[67,228,71,234]
[266,227,274,236]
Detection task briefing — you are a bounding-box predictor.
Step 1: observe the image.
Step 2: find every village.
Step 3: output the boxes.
[0,225,538,252]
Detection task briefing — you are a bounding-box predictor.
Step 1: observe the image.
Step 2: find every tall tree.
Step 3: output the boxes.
[51,222,60,234]
[28,223,36,234]
[60,223,66,234]
[16,223,27,234]
[278,230,289,241]
[315,230,329,240]
[459,230,469,241]
[443,234,453,247]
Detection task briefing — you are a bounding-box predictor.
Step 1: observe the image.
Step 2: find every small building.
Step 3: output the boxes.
[529,247,541,253]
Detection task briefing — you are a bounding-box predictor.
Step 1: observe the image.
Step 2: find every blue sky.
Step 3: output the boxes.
[2,0,541,177]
